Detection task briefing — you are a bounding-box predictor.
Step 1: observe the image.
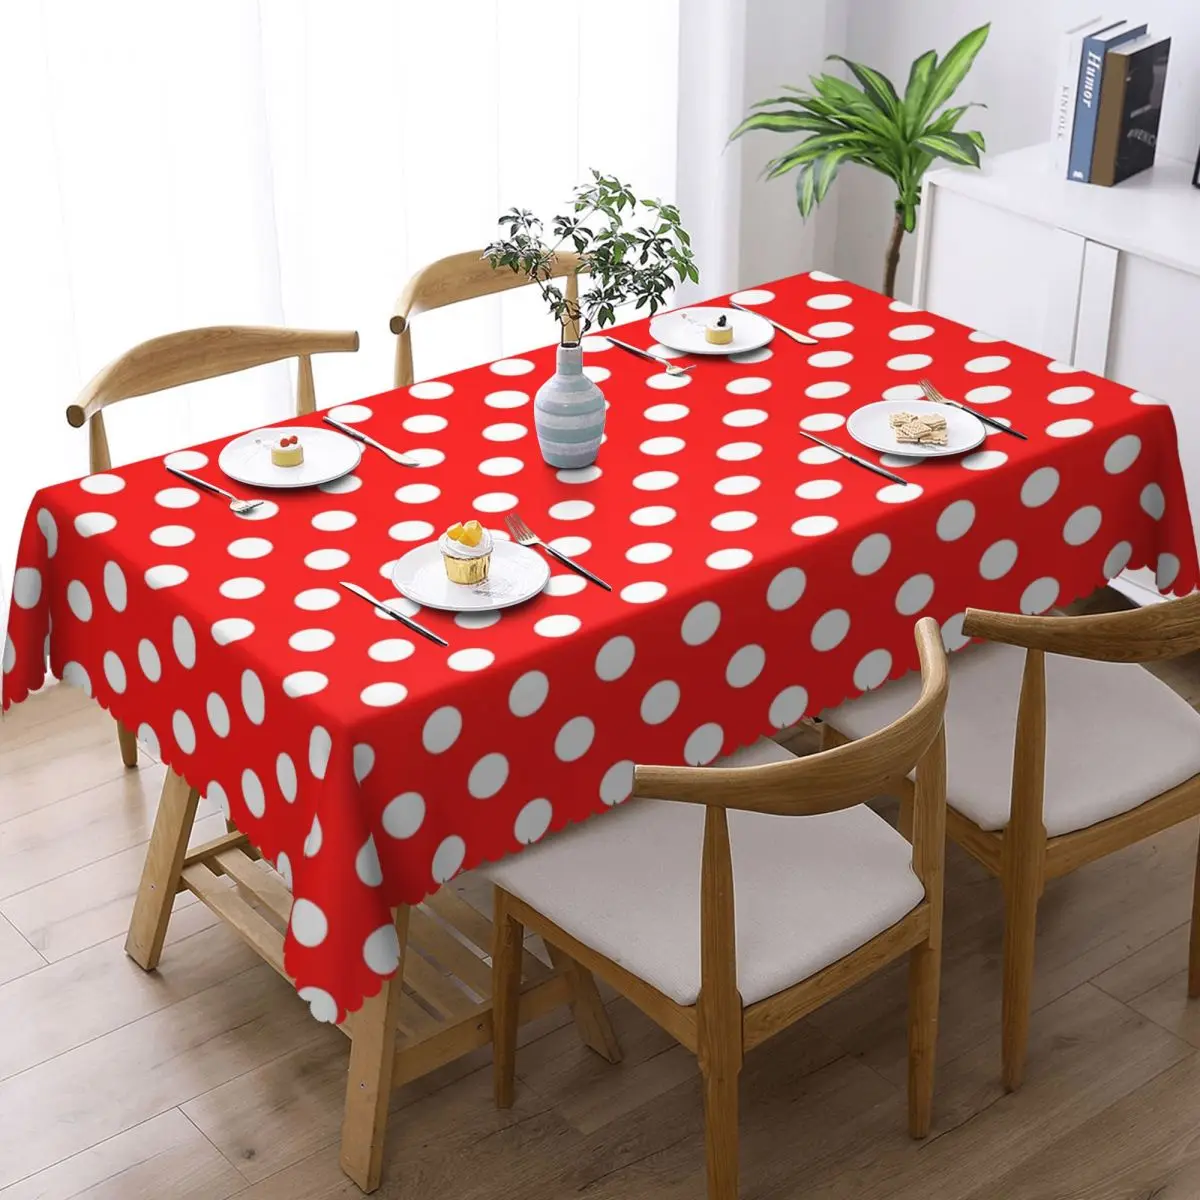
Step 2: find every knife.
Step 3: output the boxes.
[339,581,449,647]
[730,301,820,345]
[322,416,418,466]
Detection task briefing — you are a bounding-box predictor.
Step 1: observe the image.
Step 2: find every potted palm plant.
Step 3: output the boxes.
[730,24,990,298]
[485,172,696,468]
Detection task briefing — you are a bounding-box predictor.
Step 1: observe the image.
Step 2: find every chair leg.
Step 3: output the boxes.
[116,719,138,768]
[492,888,523,1109]
[1001,868,1041,1092]
[545,943,622,1064]
[819,720,848,752]
[125,769,200,970]
[907,935,941,1137]
[340,906,409,1193]
[1189,825,1200,999]
[700,1062,740,1200]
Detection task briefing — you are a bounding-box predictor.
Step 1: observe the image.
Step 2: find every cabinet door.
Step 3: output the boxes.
[915,183,1085,361]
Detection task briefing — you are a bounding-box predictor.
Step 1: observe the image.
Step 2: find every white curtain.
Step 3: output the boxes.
[0,0,681,607]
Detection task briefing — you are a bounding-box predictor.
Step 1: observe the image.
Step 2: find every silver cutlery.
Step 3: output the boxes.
[603,336,694,378]
[730,301,820,345]
[165,466,263,515]
[919,378,1028,441]
[339,581,448,647]
[322,415,418,465]
[798,430,910,486]
[505,513,612,591]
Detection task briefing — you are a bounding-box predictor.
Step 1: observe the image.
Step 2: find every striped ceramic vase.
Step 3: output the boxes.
[534,342,606,468]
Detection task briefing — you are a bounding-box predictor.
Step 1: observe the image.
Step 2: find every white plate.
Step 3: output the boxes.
[846,399,986,459]
[218,427,363,489]
[390,539,551,612]
[648,306,775,356]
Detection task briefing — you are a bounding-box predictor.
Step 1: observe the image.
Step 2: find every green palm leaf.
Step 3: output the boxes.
[914,131,981,167]
[903,50,937,129]
[917,24,990,126]
[729,111,838,140]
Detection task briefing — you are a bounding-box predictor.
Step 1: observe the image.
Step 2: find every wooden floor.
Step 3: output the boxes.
[5,587,1200,1198]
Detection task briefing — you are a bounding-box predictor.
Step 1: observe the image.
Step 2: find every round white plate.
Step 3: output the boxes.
[390,539,551,612]
[846,399,986,459]
[649,306,775,356]
[218,427,363,489]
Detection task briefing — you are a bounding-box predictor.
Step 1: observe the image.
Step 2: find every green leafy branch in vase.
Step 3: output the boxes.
[484,171,698,346]
[730,23,990,298]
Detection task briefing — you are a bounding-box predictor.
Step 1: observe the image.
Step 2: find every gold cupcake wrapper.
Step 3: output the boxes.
[443,551,491,585]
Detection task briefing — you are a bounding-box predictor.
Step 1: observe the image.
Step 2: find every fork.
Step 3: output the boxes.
[919,378,1028,441]
[165,466,263,515]
[602,336,694,378]
[505,513,612,591]
[322,415,419,465]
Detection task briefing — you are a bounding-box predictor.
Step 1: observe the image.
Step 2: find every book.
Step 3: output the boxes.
[1067,20,1149,181]
[1050,16,1113,174]
[1091,34,1171,186]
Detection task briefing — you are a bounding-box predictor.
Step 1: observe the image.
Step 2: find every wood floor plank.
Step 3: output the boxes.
[1092,921,1191,1003]
[0,912,43,987]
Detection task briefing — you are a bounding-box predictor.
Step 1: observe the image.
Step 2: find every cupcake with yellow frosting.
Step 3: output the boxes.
[440,520,492,585]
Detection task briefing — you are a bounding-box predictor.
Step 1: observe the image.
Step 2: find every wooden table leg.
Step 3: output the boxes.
[546,943,622,1063]
[116,719,138,768]
[125,768,200,970]
[340,906,410,1193]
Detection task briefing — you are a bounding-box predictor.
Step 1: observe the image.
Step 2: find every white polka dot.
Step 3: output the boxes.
[714,475,760,496]
[80,473,125,495]
[581,335,613,352]
[706,548,752,570]
[633,470,678,491]
[360,682,407,707]
[938,613,968,652]
[514,798,553,846]
[432,835,466,883]
[289,628,335,652]
[810,272,842,283]
[729,346,774,363]
[212,617,255,644]
[598,760,634,806]
[473,491,518,513]
[490,358,535,376]
[219,577,265,600]
[717,442,762,462]
[304,815,323,856]
[485,388,531,410]
[394,483,442,505]
[318,474,362,494]
[853,533,891,575]
[499,671,550,722]
[877,482,923,503]
[965,356,1010,373]
[444,647,493,675]
[807,293,852,310]
[854,649,892,691]
[469,752,509,798]
[102,650,126,694]
[36,508,58,557]
[679,604,720,649]
[799,446,840,466]
[582,364,610,383]
[626,542,673,565]
[809,350,854,369]
[154,487,200,509]
[1130,390,1168,406]
[205,781,230,820]
[272,850,292,890]
[67,580,92,622]
[1047,418,1093,438]
[725,377,772,396]
[328,403,374,423]
[809,321,854,338]
[640,436,686,457]
[478,456,525,478]
[298,987,337,1024]
[1021,468,1059,508]
[162,450,207,472]
[1021,578,1060,614]
[2,635,16,675]
[144,565,188,590]
[74,512,117,537]
[723,409,768,428]
[291,898,328,947]
[805,380,851,400]
[812,609,850,651]
[555,717,594,762]
[896,574,935,615]
[711,511,757,532]
[370,593,419,618]
[1157,553,1182,591]
[932,499,974,542]
[100,562,126,613]
[886,353,933,371]
[792,515,838,537]
[770,686,809,728]
[882,384,925,402]
[638,680,680,725]
[730,288,775,304]
[276,753,297,803]
[726,645,765,688]
[557,465,603,485]
[150,525,194,548]
[1064,506,1102,545]
[206,693,230,738]
[644,403,689,422]
[237,768,265,818]
[402,413,449,436]
[236,499,279,521]
[60,661,91,695]
[356,836,383,888]
[630,505,676,526]
[585,637,634,687]
[646,371,693,391]
[792,480,841,504]
[618,580,666,607]
[964,385,1011,405]
[1048,385,1094,405]
[172,616,196,668]
[416,706,460,754]
[367,636,415,666]
[961,450,1008,471]
[968,330,1001,343]
[1046,360,1078,373]
[283,671,328,698]
[762,568,805,612]
[136,723,159,758]
[684,723,724,765]
[800,413,847,435]
[241,670,265,725]
[1104,541,1133,578]
[383,792,425,839]
[384,521,433,546]
[532,613,579,640]
[304,548,350,571]
[311,510,357,533]
[482,423,528,442]
[1141,483,1165,520]
[889,323,935,341]
[301,730,329,784]
[1105,436,1141,474]
[172,710,196,754]
[980,540,1019,579]
[544,574,586,597]
[549,536,590,559]
[363,923,400,975]
[409,448,446,468]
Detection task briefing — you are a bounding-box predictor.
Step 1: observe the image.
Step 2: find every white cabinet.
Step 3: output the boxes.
[914,143,1200,604]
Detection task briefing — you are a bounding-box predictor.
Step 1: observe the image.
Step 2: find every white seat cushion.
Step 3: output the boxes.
[483,738,924,1007]
[824,643,1200,838]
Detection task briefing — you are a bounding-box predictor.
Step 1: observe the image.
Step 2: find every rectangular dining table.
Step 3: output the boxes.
[4,270,1197,1190]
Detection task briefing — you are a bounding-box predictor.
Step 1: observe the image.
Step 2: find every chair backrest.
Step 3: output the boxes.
[65,325,360,473]
[389,250,583,388]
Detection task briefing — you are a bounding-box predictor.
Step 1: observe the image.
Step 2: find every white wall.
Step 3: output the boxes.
[831,0,1200,299]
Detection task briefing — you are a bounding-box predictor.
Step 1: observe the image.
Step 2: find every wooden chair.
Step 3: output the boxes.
[64,325,359,769]
[485,619,949,1200]
[390,250,582,387]
[821,592,1200,1092]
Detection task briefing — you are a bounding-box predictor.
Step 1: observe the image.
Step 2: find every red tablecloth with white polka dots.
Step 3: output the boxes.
[4,272,1196,1022]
